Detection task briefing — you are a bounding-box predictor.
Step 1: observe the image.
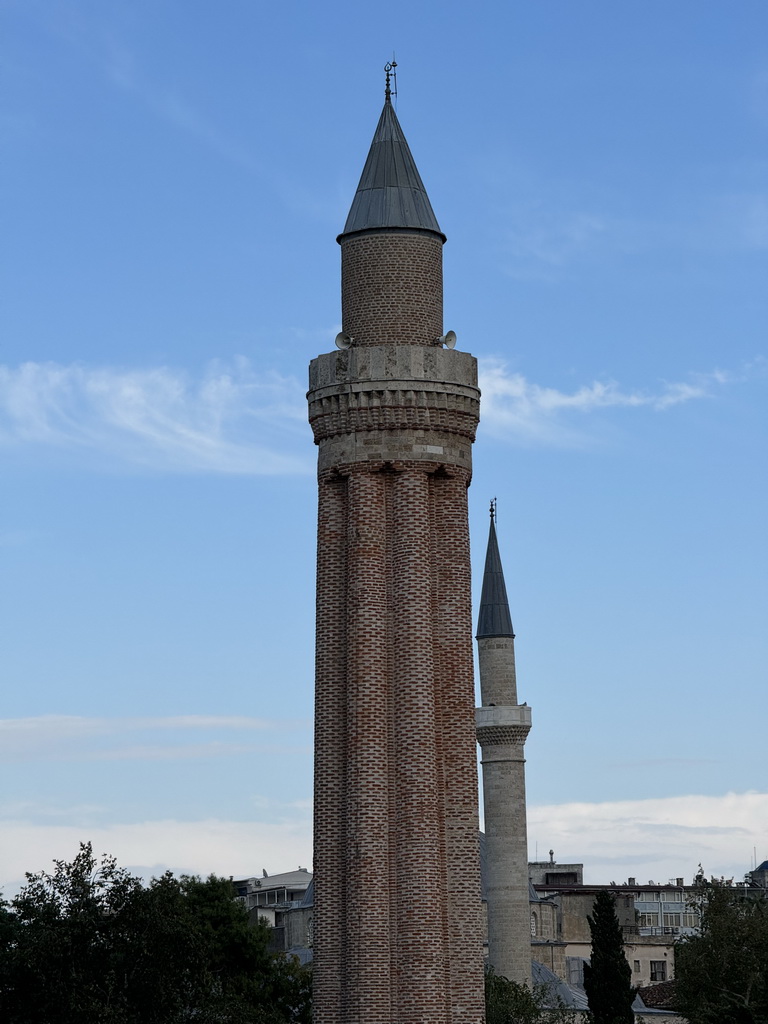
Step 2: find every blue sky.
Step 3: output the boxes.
[2,0,766,892]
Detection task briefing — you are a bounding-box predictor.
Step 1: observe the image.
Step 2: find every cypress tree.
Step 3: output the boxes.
[583,891,635,1024]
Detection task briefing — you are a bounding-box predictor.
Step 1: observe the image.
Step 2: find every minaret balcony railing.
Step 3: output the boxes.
[475,704,532,746]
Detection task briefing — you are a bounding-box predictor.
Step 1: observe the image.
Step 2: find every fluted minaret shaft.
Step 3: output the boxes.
[476,514,532,986]
[308,93,485,1024]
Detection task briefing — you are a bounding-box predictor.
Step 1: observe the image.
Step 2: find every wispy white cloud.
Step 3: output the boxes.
[494,179,768,281]
[105,47,263,172]
[0,714,312,763]
[478,359,732,446]
[0,715,296,733]
[2,791,763,897]
[502,207,608,277]
[527,791,768,885]
[0,359,310,474]
[0,356,743,467]
[0,816,314,895]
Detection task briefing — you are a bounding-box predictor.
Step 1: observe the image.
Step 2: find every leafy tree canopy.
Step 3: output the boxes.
[674,871,768,1024]
[0,843,311,1024]
[484,967,581,1024]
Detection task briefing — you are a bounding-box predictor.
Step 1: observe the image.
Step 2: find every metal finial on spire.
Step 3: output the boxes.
[477,499,514,638]
[384,59,397,102]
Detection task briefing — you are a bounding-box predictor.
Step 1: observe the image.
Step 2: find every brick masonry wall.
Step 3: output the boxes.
[313,473,347,1022]
[434,473,486,1017]
[340,232,443,347]
[313,461,486,1023]
[311,216,485,1022]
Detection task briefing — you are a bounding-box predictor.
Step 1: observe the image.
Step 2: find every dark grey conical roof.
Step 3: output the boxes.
[339,97,444,240]
[476,516,515,639]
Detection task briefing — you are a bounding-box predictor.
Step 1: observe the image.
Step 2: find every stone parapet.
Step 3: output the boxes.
[476,704,532,747]
[309,344,478,389]
[308,345,480,473]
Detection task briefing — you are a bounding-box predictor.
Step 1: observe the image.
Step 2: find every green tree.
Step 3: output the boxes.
[485,967,540,1024]
[583,891,635,1024]
[484,966,581,1024]
[674,876,768,1024]
[0,843,312,1024]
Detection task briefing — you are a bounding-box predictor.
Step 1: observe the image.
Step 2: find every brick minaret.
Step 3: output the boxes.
[307,80,486,1024]
[476,505,532,986]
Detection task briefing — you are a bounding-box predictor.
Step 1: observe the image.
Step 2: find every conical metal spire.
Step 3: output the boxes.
[339,95,444,240]
[476,504,515,639]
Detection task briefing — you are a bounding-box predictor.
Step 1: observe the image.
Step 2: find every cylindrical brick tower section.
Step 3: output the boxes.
[340,230,443,347]
[309,90,486,1024]
[476,513,533,988]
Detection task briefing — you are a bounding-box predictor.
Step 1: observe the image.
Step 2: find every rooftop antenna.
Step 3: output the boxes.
[385,58,398,105]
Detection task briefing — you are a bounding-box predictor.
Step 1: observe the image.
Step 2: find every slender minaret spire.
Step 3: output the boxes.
[476,502,533,986]
[308,72,485,1024]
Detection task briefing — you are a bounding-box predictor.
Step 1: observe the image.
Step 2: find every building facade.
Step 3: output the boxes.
[533,866,701,990]
[307,80,486,1024]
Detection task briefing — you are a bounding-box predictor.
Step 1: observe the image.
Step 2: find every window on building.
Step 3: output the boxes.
[663,913,681,927]
[530,912,537,937]
[664,890,683,902]
[639,914,659,927]
[633,960,641,973]
[683,913,699,928]
[650,961,667,982]
[566,958,585,987]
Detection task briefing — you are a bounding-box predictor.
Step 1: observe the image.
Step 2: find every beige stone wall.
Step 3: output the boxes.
[477,635,532,985]
[557,891,637,943]
[308,345,479,475]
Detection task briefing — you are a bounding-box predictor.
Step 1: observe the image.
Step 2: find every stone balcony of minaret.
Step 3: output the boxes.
[475,704,532,746]
[308,344,480,472]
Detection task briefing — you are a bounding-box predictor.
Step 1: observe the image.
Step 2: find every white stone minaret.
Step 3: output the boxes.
[476,502,533,986]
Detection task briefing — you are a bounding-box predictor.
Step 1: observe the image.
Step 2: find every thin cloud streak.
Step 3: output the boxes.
[0,816,314,896]
[106,48,264,173]
[527,791,767,884]
[77,742,312,763]
[0,356,739,468]
[0,715,312,763]
[2,791,764,897]
[479,358,731,445]
[0,715,300,733]
[0,359,310,475]
[497,190,768,282]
